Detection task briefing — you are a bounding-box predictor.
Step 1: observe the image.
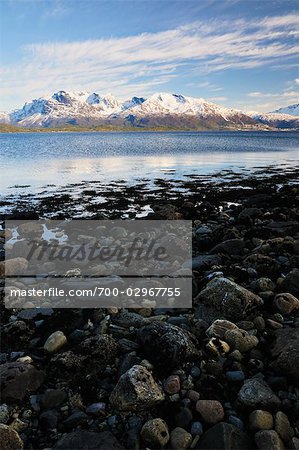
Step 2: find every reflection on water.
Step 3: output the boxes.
[0,131,298,195]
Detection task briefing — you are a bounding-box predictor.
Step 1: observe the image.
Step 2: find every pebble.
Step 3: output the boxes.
[206,319,238,339]
[274,411,294,442]
[0,404,9,424]
[274,293,299,315]
[196,400,225,424]
[226,370,245,382]
[164,374,181,394]
[187,390,200,402]
[44,331,67,353]
[249,410,274,431]
[255,429,285,450]
[86,402,106,416]
[190,366,201,378]
[228,415,244,430]
[170,427,192,450]
[191,421,203,436]
[141,418,169,447]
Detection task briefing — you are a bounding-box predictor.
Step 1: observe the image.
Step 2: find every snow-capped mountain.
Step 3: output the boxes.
[1,90,298,129]
[247,111,299,129]
[273,103,299,117]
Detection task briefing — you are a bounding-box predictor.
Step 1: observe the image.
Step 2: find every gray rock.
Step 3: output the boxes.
[255,430,285,450]
[40,389,67,409]
[110,365,164,411]
[53,430,124,450]
[280,269,299,297]
[0,424,23,450]
[141,418,169,447]
[196,422,252,449]
[274,411,294,443]
[0,404,9,424]
[137,322,199,374]
[224,329,259,352]
[249,410,273,431]
[0,362,45,403]
[194,277,263,321]
[270,328,299,385]
[170,427,192,450]
[210,239,245,255]
[237,379,281,411]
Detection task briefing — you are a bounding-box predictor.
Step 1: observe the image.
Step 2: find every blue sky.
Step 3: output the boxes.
[0,0,298,112]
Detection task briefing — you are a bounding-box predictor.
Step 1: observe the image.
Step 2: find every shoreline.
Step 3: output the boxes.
[1,167,299,449]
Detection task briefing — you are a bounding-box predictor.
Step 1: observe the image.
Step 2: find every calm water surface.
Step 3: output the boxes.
[0,131,298,195]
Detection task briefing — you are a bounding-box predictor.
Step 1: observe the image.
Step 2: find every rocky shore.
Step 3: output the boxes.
[1,166,299,449]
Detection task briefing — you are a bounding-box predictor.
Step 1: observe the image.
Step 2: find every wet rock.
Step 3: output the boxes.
[280,269,299,297]
[250,278,276,293]
[0,362,45,403]
[237,379,281,411]
[77,334,117,377]
[44,331,67,353]
[141,418,169,447]
[274,411,294,443]
[249,410,274,431]
[210,239,245,255]
[238,208,262,221]
[53,430,124,450]
[0,404,9,424]
[206,319,238,339]
[195,277,263,321]
[40,389,67,409]
[274,293,299,315]
[224,329,259,352]
[86,402,106,416]
[1,320,35,352]
[197,422,252,449]
[255,430,285,450]
[137,322,199,374]
[63,411,88,430]
[0,257,28,276]
[270,328,299,385]
[163,374,181,395]
[243,254,279,277]
[109,365,164,411]
[196,400,224,424]
[49,351,85,381]
[190,254,221,270]
[170,427,192,450]
[40,410,58,429]
[0,424,23,450]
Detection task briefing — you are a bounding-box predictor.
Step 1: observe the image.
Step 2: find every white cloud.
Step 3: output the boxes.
[1,13,299,110]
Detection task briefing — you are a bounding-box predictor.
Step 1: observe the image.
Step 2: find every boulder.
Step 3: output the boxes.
[0,362,45,403]
[194,277,263,321]
[110,365,164,411]
[237,379,281,412]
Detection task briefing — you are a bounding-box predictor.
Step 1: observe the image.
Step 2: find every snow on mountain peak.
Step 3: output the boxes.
[273,103,299,117]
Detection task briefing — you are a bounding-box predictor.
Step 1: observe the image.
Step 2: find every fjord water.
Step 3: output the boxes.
[0,131,298,194]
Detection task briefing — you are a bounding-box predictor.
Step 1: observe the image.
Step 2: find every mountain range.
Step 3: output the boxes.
[1,91,298,130]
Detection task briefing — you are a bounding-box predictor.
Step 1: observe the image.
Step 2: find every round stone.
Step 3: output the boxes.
[44,331,67,353]
[164,375,181,395]
[274,411,294,442]
[191,421,203,436]
[249,410,274,431]
[196,400,224,424]
[141,418,170,447]
[274,293,299,315]
[170,427,192,450]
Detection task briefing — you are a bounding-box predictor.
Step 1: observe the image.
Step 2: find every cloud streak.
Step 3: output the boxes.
[1,13,298,110]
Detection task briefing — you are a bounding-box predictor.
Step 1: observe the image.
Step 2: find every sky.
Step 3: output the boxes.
[0,0,298,112]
